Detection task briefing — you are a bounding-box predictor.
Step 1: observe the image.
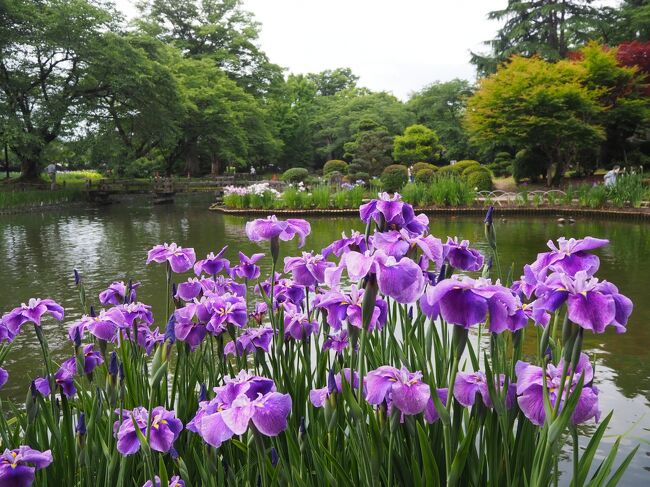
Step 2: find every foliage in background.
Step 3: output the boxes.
[380,165,409,192]
[392,124,444,165]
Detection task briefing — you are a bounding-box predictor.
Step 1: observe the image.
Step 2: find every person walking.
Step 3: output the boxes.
[604,165,620,188]
[45,163,57,190]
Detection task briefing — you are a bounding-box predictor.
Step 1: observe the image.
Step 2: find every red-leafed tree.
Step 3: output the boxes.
[617,41,650,95]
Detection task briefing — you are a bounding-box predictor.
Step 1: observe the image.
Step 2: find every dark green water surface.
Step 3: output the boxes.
[0,194,648,482]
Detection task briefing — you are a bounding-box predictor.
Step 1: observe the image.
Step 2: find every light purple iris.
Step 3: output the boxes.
[454,371,516,409]
[255,275,305,309]
[283,306,319,341]
[147,243,196,273]
[2,298,64,336]
[0,446,52,487]
[534,270,632,333]
[173,304,207,350]
[515,353,600,426]
[314,284,387,332]
[250,302,268,325]
[224,326,273,356]
[72,308,125,342]
[82,344,104,375]
[365,366,430,415]
[233,252,265,280]
[323,330,350,353]
[99,281,140,306]
[360,192,429,236]
[245,215,311,247]
[424,388,448,424]
[142,476,185,487]
[188,372,292,448]
[0,320,15,343]
[35,358,77,398]
[194,247,229,276]
[530,237,609,279]
[175,278,202,301]
[284,252,333,287]
[443,237,484,272]
[135,326,164,355]
[310,368,359,407]
[373,230,443,269]
[117,302,154,328]
[0,367,8,390]
[322,230,368,257]
[512,265,539,300]
[113,406,183,456]
[425,276,523,332]
[201,276,247,298]
[203,295,248,335]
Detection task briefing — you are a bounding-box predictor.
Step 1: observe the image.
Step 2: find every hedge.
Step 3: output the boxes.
[381,165,409,192]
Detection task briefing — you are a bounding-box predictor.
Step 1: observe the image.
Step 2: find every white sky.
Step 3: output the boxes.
[114,0,620,100]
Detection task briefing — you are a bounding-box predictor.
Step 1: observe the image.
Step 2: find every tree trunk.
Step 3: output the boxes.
[211,155,221,176]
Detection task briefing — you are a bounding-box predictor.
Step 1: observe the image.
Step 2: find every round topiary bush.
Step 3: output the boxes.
[461,164,490,178]
[466,170,493,191]
[323,160,348,175]
[415,168,436,183]
[351,171,370,183]
[281,167,309,183]
[412,162,437,174]
[453,160,481,172]
[381,164,409,192]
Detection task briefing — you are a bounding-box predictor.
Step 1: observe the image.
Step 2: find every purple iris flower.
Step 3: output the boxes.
[250,302,268,325]
[373,230,443,269]
[515,353,600,426]
[71,308,125,342]
[365,366,430,416]
[36,358,78,397]
[224,326,274,356]
[310,368,359,407]
[202,295,248,335]
[99,281,140,306]
[511,265,539,300]
[284,252,334,287]
[233,252,265,280]
[419,285,440,320]
[323,330,350,353]
[322,230,368,257]
[424,276,521,332]
[245,215,311,247]
[135,326,164,355]
[0,446,52,487]
[424,388,448,424]
[314,284,387,331]
[534,270,632,333]
[359,193,429,236]
[443,237,484,272]
[0,320,15,343]
[173,304,208,350]
[255,275,305,309]
[117,302,154,328]
[175,278,202,301]
[188,372,291,448]
[82,344,104,375]
[530,237,609,279]
[113,406,183,456]
[454,371,516,409]
[201,276,247,298]
[2,298,64,335]
[142,476,185,487]
[147,243,196,274]
[283,306,319,341]
[194,247,229,276]
[0,367,8,390]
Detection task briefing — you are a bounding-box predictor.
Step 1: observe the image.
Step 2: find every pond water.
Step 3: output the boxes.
[0,194,648,482]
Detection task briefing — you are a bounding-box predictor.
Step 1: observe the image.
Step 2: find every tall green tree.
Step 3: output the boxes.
[0,0,115,179]
[343,119,394,175]
[466,56,604,185]
[392,124,444,165]
[306,68,359,96]
[407,79,475,161]
[471,0,600,76]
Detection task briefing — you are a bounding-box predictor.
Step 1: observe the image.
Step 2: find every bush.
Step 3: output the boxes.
[488,160,513,177]
[466,170,493,191]
[281,167,309,183]
[415,168,436,183]
[381,164,408,192]
[412,162,437,174]
[437,164,463,176]
[461,165,490,178]
[323,160,348,175]
[346,162,367,175]
[453,160,480,172]
[350,172,370,183]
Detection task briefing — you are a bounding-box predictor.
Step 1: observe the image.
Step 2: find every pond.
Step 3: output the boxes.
[0,194,648,482]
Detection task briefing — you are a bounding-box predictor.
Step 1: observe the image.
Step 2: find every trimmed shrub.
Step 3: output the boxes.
[351,171,370,183]
[281,167,309,183]
[466,170,493,191]
[461,165,491,178]
[323,160,348,175]
[412,162,438,174]
[415,168,436,183]
[437,164,463,176]
[381,164,408,192]
[454,160,480,172]
[487,160,513,177]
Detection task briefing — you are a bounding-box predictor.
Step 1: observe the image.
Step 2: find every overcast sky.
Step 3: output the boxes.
[114,0,619,100]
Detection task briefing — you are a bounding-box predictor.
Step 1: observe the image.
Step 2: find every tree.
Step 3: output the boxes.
[0,0,115,179]
[393,124,444,166]
[471,1,600,76]
[407,79,475,161]
[466,56,604,185]
[306,68,359,96]
[343,119,394,175]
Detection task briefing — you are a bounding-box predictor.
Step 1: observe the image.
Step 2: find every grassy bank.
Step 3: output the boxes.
[0,189,86,209]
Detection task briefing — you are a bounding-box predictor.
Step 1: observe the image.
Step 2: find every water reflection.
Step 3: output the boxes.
[0,196,648,479]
